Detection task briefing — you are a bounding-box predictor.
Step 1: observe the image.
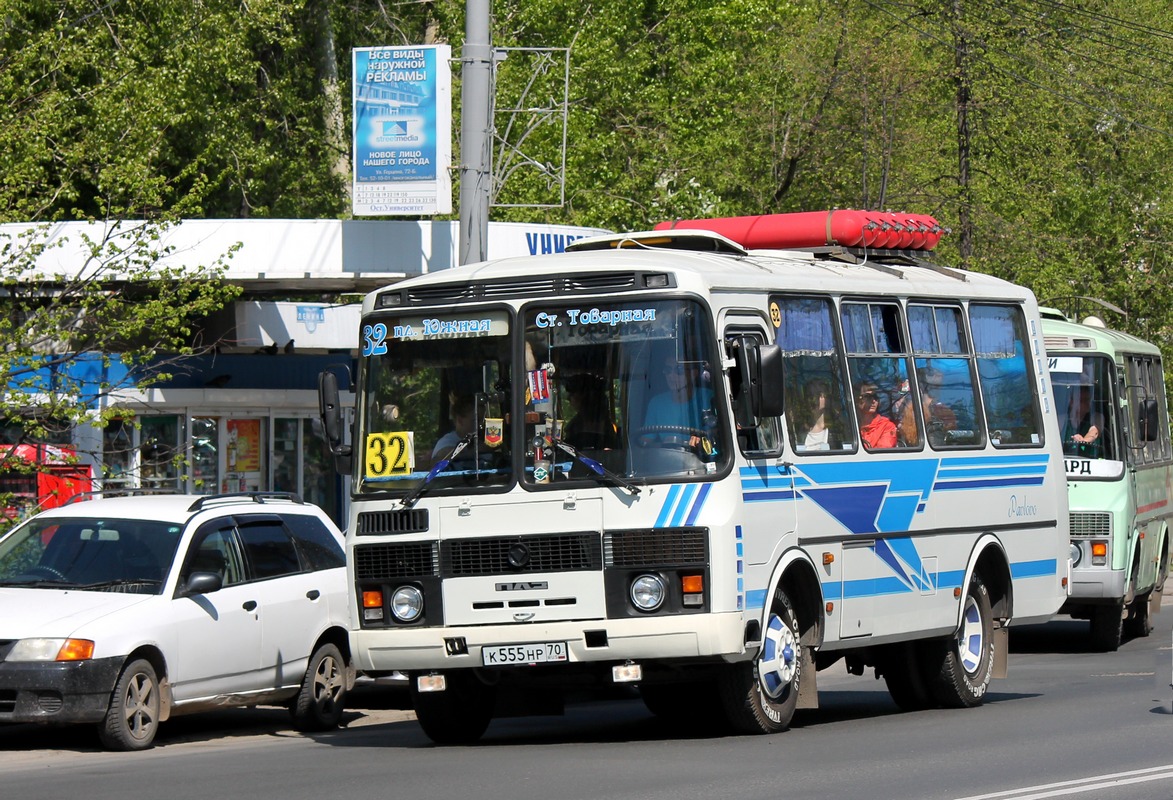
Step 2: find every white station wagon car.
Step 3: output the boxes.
[0,492,355,750]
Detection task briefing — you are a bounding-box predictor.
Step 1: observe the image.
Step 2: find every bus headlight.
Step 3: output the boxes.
[391,585,424,622]
[630,574,666,612]
[1069,542,1082,568]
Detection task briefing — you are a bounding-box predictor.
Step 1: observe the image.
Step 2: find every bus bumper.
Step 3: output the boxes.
[352,612,749,673]
[1063,568,1127,605]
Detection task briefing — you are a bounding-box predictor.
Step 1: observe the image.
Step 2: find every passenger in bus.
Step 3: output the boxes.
[856,381,897,449]
[1064,385,1104,457]
[432,393,476,459]
[795,379,841,451]
[896,368,958,447]
[644,355,717,453]
[562,374,620,450]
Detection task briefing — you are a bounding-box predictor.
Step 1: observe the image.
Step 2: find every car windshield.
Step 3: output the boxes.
[0,517,183,593]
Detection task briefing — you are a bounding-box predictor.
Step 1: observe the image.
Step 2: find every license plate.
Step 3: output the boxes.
[481,641,568,666]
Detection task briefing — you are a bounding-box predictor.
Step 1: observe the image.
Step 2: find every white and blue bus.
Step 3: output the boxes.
[1043,310,1171,650]
[319,211,1070,743]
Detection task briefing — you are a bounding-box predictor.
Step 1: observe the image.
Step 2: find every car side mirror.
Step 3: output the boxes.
[183,572,223,596]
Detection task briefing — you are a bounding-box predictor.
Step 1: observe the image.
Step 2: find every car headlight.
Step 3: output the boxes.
[630,574,666,612]
[8,638,95,662]
[390,585,424,622]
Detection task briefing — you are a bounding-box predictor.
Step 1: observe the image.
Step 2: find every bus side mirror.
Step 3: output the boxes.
[734,338,785,419]
[317,370,353,474]
[1139,398,1160,442]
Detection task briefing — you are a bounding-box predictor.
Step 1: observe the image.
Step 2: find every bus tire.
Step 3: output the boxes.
[1125,593,1154,638]
[879,642,937,712]
[926,574,994,708]
[1089,600,1124,652]
[718,588,801,734]
[410,672,495,745]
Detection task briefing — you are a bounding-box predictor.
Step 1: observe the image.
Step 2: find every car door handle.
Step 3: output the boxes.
[306,589,321,600]
[242,600,258,612]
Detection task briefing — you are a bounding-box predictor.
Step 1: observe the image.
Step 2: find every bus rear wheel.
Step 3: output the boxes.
[879,642,937,712]
[925,574,994,708]
[718,588,801,734]
[410,672,496,745]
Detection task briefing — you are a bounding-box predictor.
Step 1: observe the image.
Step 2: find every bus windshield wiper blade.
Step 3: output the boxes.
[552,439,640,496]
[400,433,475,509]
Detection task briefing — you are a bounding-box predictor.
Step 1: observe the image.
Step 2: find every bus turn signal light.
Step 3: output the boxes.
[1091,541,1108,565]
[681,574,704,607]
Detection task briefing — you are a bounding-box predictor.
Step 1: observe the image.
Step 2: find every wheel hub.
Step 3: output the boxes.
[757,612,798,699]
[956,594,984,674]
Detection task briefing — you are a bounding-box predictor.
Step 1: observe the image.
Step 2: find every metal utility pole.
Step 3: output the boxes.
[459,0,493,265]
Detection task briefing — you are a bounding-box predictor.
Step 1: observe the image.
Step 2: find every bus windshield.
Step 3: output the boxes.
[355,298,728,495]
[1049,354,1118,461]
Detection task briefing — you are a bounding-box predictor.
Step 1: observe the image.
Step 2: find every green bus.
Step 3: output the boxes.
[1043,310,1171,650]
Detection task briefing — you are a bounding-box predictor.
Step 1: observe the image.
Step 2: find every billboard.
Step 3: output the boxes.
[352,45,452,216]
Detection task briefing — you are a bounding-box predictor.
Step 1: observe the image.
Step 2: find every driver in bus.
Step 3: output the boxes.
[1064,384,1104,457]
[644,354,717,456]
[432,393,476,460]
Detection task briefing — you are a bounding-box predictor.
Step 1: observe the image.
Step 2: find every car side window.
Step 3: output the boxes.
[238,520,301,580]
[284,515,345,572]
[184,527,246,588]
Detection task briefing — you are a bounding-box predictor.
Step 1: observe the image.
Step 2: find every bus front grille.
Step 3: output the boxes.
[1069,512,1111,538]
[441,533,602,576]
[604,528,709,567]
[356,508,430,535]
[354,542,439,579]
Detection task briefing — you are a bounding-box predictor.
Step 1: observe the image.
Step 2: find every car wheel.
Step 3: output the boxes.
[98,658,161,751]
[291,643,347,731]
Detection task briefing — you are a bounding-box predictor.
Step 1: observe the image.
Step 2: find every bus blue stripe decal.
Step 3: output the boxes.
[934,477,1046,490]
[1011,559,1058,578]
[684,483,711,526]
[669,484,697,527]
[655,485,681,528]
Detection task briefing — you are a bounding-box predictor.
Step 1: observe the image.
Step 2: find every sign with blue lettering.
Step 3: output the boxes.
[352,45,452,216]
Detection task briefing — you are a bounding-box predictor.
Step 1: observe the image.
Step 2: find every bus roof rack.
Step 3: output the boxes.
[567,229,749,255]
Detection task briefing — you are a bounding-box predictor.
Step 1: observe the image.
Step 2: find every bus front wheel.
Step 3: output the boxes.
[718,588,802,734]
[926,574,994,708]
[410,672,496,745]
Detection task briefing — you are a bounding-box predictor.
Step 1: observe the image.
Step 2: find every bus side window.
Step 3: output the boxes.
[841,301,915,451]
[772,295,857,454]
[970,304,1044,447]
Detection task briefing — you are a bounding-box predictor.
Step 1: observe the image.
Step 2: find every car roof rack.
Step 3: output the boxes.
[63,488,177,506]
[187,491,306,513]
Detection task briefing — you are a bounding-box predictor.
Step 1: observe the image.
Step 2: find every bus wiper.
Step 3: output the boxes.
[552,438,641,496]
[399,433,475,509]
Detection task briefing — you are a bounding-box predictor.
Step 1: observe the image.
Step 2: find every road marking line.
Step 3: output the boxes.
[954,764,1173,800]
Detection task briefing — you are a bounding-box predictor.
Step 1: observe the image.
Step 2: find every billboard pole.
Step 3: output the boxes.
[459,0,492,265]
